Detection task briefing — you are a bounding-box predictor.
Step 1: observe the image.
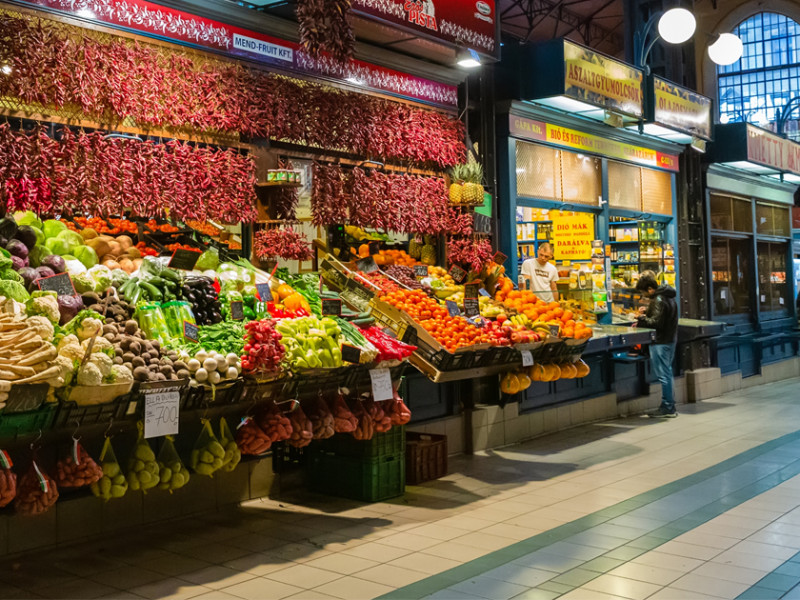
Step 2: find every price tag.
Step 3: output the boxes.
[479,288,491,297]
[401,325,418,346]
[4,383,48,414]
[230,301,244,321]
[446,300,461,316]
[465,283,480,299]
[322,298,342,316]
[549,324,561,337]
[449,265,467,283]
[369,368,393,401]
[761,295,766,303]
[256,283,273,302]
[37,272,75,296]
[183,321,199,343]
[341,344,361,364]
[780,297,785,305]
[168,248,201,271]
[356,256,379,273]
[520,350,533,367]
[144,388,180,439]
[464,298,480,317]
[493,251,507,265]
[414,265,429,277]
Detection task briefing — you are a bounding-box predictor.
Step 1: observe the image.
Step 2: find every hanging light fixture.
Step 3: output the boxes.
[708,33,744,66]
[657,8,696,44]
[456,48,481,69]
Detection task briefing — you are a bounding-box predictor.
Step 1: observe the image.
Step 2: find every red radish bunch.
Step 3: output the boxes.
[241,320,285,374]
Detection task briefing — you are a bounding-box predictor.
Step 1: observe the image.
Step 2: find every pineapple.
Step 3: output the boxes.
[408,237,422,260]
[448,164,465,204]
[421,244,437,265]
[462,163,484,204]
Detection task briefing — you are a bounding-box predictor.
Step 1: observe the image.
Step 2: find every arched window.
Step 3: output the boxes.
[717,12,800,140]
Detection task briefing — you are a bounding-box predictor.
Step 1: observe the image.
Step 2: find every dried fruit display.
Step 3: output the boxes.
[254,227,313,262]
[311,164,450,234]
[0,12,465,168]
[0,125,257,222]
[296,0,355,64]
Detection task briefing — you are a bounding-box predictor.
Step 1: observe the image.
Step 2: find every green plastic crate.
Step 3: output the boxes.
[317,426,405,459]
[0,404,57,441]
[308,452,405,502]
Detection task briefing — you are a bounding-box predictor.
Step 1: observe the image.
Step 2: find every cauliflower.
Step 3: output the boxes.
[76,362,103,386]
[26,316,55,342]
[108,364,133,384]
[58,334,80,352]
[58,342,85,362]
[53,355,76,386]
[88,353,113,378]
[25,294,60,324]
[76,317,103,341]
[81,336,113,354]
[2,297,25,316]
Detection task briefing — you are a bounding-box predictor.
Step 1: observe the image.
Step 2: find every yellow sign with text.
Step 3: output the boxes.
[552,214,595,261]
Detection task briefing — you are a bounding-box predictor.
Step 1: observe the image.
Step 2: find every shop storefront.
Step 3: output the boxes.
[496,39,685,410]
[706,123,800,376]
[0,0,513,554]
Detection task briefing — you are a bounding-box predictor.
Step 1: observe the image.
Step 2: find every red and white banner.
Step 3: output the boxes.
[353,0,498,58]
[14,0,459,107]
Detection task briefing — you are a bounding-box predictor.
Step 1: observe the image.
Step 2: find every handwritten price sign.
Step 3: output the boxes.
[144,389,180,438]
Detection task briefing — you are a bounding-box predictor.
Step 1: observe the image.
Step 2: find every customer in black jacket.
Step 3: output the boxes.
[636,272,679,417]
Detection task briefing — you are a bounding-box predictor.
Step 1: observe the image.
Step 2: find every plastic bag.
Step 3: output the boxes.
[306,395,335,440]
[287,405,313,448]
[219,418,242,472]
[255,403,292,443]
[349,397,375,441]
[328,391,358,433]
[15,458,58,516]
[55,440,103,489]
[189,419,225,476]
[127,423,159,493]
[235,416,272,456]
[387,391,412,426]
[364,397,392,434]
[156,436,190,493]
[0,450,17,508]
[91,437,128,501]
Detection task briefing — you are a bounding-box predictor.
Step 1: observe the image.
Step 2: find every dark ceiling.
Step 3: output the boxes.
[499,0,625,57]
[228,0,626,64]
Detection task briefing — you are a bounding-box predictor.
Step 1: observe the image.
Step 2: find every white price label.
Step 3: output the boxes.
[144,389,180,439]
[780,298,785,305]
[520,350,533,367]
[761,295,766,303]
[369,368,393,401]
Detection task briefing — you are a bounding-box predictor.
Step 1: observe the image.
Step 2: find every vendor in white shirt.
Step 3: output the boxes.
[520,242,559,303]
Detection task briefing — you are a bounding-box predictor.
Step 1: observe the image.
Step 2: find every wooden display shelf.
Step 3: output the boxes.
[256,181,302,188]
[409,354,519,383]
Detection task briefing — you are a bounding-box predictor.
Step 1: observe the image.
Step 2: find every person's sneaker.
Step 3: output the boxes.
[648,408,678,418]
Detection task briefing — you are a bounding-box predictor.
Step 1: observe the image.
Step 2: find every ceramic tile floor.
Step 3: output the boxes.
[4,377,800,599]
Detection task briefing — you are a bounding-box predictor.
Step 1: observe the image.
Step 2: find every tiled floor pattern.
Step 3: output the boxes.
[3,377,800,599]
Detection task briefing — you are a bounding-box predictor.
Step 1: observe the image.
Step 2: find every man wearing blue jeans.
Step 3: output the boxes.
[636,273,679,418]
